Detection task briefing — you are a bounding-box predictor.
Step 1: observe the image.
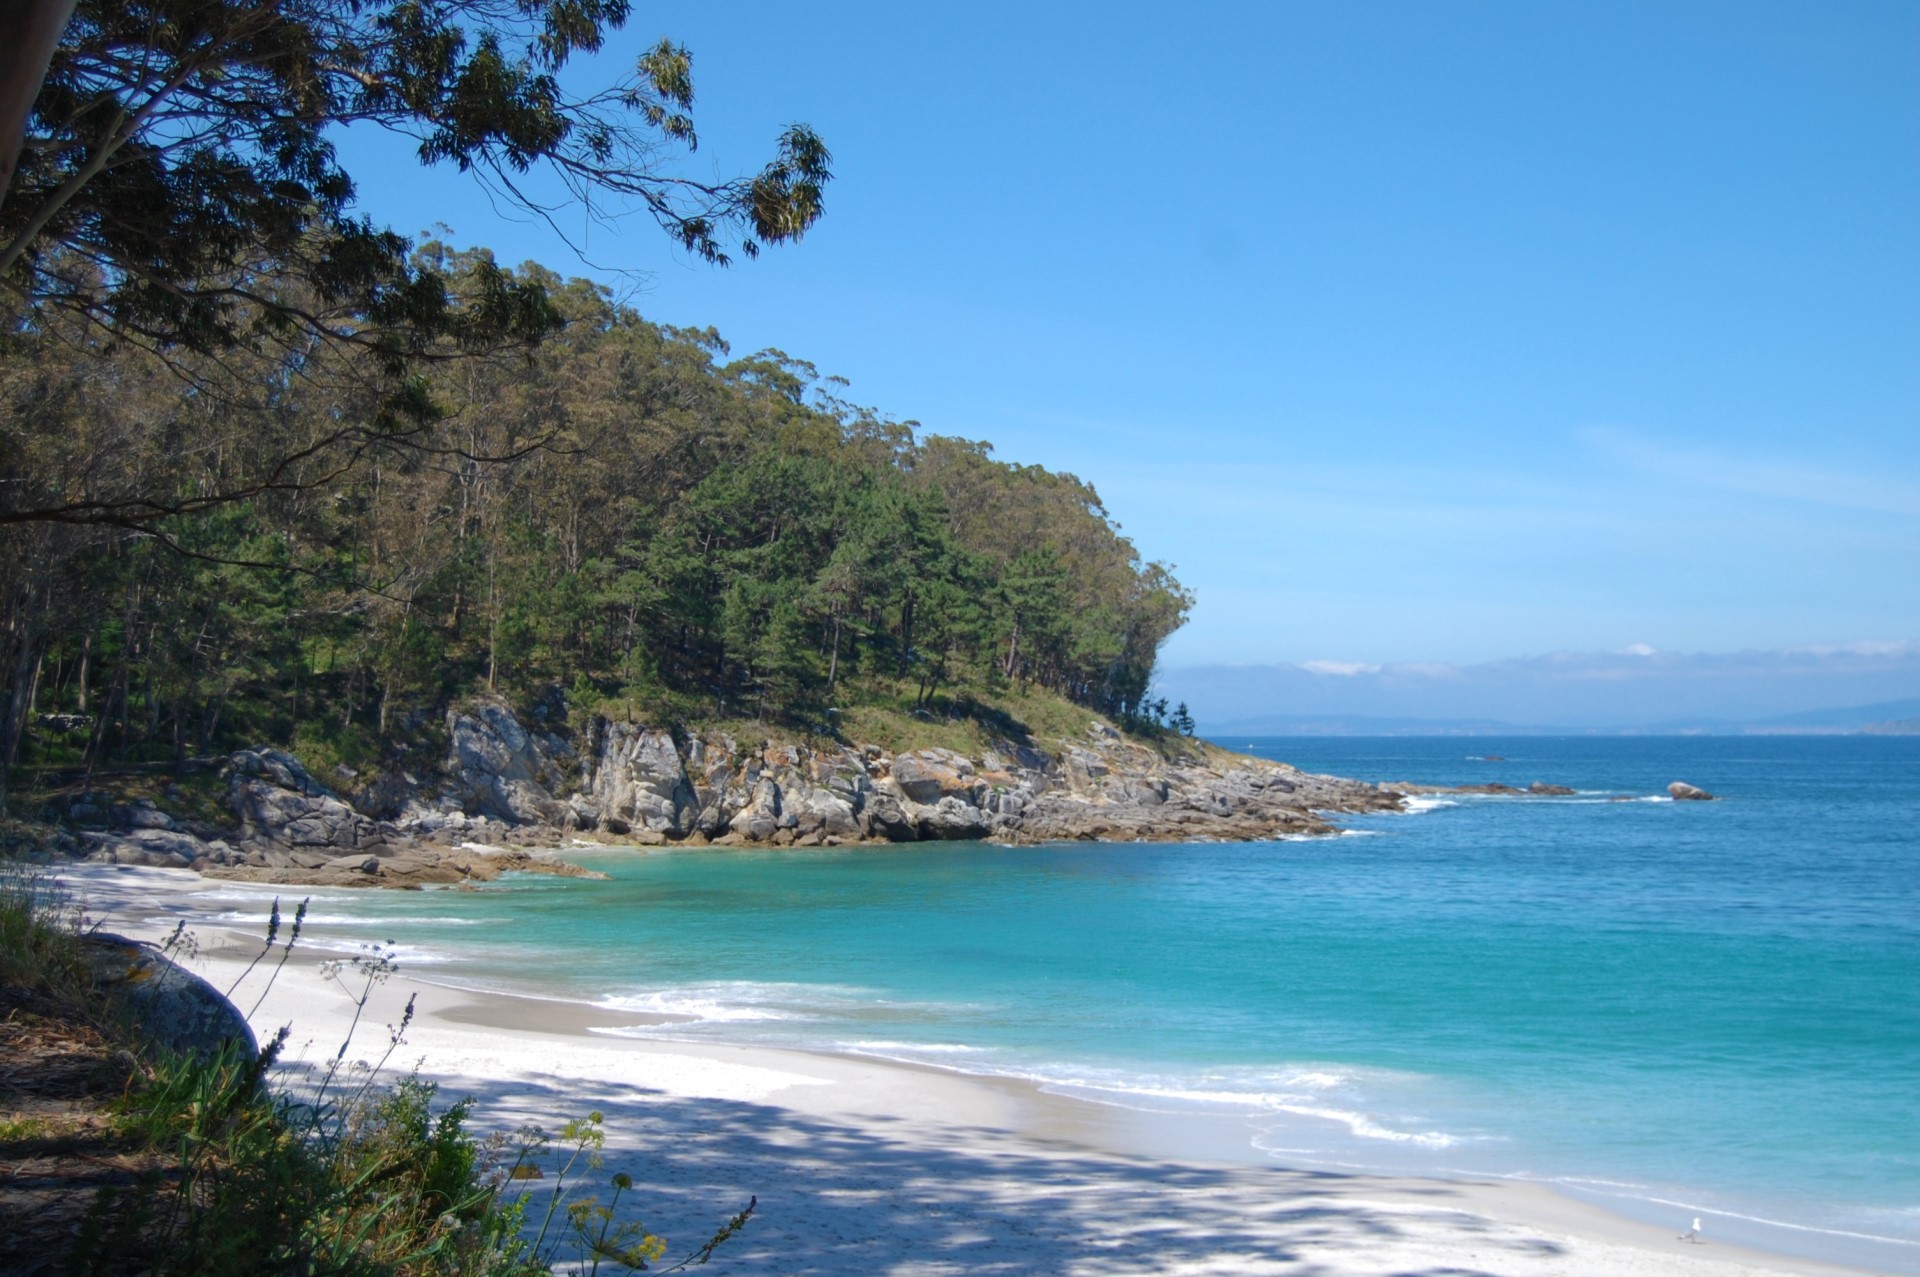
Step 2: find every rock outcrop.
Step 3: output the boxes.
[441,703,575,825]
[1668,781,1717,801]
[78,746,601,887]
[69,696,1415,885]
[1380,780,1579,797]
[390,700,1401,849]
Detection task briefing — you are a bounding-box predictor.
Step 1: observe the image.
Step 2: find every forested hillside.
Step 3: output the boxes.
[0,248,1191,788]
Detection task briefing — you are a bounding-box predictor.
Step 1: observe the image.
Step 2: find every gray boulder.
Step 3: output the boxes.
[84,933,256,1063]
[587,725,697,834]
[913,795,992,841]
[860,791,919,841]
[126,801,178,830]
[231,747,329,796]
[888,751,977,804]
[82,827,223,868]
[230,749,387,853]
[443,702,573,825]
[1668,781,1717,801]
[728,776,785,842]
[788,785,860,838]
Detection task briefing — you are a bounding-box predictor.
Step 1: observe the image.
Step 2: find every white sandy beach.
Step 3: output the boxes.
[52,864,1886,1277]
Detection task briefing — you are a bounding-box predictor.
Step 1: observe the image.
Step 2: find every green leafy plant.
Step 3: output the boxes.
[1,873,754,1275]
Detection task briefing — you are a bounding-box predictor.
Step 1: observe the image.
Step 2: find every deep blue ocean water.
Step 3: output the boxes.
[189,737,1919,1268]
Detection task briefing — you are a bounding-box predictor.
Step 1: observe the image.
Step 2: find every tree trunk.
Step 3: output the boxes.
[0,622,43,789]
[0,0,78,199]
[200,683,229,754]
[24,646,44,717]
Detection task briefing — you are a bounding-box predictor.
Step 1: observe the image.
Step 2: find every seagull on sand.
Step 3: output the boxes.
[1680,1217,1703,1243]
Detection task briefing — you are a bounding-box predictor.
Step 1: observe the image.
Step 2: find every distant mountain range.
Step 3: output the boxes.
[1156,643,1920,736]
[1203,698,1920,737]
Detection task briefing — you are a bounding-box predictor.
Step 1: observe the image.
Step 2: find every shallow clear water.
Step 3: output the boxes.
[187,736,1920,1268]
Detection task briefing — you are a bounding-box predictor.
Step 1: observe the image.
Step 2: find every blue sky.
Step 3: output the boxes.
[336,0,1918,667]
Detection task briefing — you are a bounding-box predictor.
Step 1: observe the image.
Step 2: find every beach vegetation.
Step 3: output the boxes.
[0,870,751,1273]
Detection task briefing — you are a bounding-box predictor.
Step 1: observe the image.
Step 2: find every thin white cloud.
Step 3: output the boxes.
[1579,426,1920,517]
[1385,662,1465,679]
[1781,639,1919,658]
[1301,660,1381,676]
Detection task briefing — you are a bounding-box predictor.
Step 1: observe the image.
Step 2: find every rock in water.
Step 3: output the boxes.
[1668,781,1716,801]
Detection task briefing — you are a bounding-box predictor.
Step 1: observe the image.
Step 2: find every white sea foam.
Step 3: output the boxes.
[1021,1061,1374,1109]
[188,887,359,905]
[1259,1104,1462,1149]
[603,994,800,1023]
[1556,1182,1920,1249]
[970,1059,1483,1154]
[293,935,454,966]
[842,1040,985,1059]
[596,980,893,1024]
[210,909,490,928]
[1399,796,1457,814]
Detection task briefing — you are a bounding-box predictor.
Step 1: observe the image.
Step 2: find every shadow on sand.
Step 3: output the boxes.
[436,1067,1565,1277]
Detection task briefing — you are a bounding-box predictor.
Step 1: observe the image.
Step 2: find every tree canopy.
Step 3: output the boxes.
[0,4,1196,797]
[0,261,1193,784]
[0,0,830,473]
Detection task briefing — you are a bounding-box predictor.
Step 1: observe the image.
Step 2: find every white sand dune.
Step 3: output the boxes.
[56,865,1881,1277]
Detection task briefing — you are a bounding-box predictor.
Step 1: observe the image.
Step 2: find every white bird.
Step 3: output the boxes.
[1680,1217,1703,1244]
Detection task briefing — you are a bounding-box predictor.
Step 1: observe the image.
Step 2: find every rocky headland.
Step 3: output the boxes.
[40,698,1410,888]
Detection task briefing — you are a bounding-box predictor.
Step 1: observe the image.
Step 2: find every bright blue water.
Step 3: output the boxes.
[200,737,1920,1268]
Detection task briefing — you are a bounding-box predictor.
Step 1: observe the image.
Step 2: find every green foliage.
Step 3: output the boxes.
[0,246,1190,790]
[0,865,92,995]
[0,869,749,1275]
[3,0,830,372]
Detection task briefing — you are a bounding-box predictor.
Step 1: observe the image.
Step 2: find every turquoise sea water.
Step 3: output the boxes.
[190,737,1919,1269]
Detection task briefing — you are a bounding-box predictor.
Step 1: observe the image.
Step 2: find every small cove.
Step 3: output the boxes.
[146,735,1920,1272]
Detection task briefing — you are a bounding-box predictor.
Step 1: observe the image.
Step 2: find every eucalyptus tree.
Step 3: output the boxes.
[0,0,830,531]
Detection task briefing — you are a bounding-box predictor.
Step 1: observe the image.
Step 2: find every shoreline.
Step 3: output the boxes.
[51,862,1902,1277]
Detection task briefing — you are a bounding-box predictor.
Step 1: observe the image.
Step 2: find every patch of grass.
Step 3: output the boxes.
[0,866,94,998]
[290,718,384,783]
[175,767,238,821]
[0,1114,56,1141]
[830,701,988,757]
[990,686,1112,748]
[829,678,1138,760]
